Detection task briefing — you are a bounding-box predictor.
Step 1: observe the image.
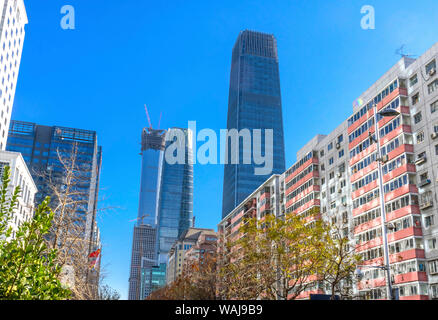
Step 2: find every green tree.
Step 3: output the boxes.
[0,166,71,300]
[221,210,327,300]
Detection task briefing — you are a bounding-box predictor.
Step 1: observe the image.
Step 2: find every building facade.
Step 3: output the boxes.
[167,227,217,284]
[0,150,36,240]
[222,30,286,219]
[218,42,438,300]
[156,128,194,268]
[128,128,165,300]
[129,127,194,300]
[6,120,102,258]
[0,0,28,150]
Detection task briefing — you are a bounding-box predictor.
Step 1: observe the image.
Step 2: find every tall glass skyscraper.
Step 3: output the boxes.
[129,127,193,300]
[156,127,194,265]
[128,128,165,300]
[6,120,102,257]
[222,30,286,218]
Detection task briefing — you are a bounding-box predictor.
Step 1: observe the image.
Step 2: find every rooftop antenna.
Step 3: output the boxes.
[395,44,416,59]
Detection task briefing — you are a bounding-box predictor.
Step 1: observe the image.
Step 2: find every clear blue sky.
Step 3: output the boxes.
[13,0,438,299]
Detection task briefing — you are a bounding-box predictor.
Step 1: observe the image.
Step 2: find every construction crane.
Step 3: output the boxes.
[129,214,150,225]
[144,104,163,130]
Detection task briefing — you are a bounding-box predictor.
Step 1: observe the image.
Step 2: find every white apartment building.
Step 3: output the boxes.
[0,150,36,239]
[0,0,28,150]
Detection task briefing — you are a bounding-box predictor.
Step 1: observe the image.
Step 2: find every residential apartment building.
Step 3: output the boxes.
[218,174,283,258]
[0,150,36,240]
[167,228,217,284]
[6,121,103,262]
[0,0,27,150]
[218,42,438,300]
[222,30,286,219]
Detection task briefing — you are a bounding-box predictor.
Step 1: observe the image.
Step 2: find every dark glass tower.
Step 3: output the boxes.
[222,30,286,218]
[6,120,102,259]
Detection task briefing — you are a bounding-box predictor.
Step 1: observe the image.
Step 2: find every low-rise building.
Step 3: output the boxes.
[0,150,37,240]
[167,228,217,284]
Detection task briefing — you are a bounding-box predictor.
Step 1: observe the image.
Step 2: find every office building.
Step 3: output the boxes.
[6,121,102,257]
[0,0,28,150]
[129,127,193,299]
[156,127,194,268]
[222,30,286,219]
[128,128,165,300]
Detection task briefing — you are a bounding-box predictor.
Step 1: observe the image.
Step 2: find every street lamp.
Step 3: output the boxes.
[372,105,400,300]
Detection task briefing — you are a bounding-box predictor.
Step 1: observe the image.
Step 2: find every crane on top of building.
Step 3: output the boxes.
[144,104,163,130]
[129,214,150,224]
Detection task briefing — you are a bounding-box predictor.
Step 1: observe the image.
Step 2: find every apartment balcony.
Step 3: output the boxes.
[382,163,416,184]
[356,237,383,253]
[420,200,433,210]
[418,179,431,188]
[286,171,319,195]
[384,184,418,203]
[387,227,423,243]
[393,271,428,285]
[389,249,425,264]
[286,184,320,207]
[285,157,319,184]
[357,277,386,290]
[399,295,429,300]
[386,205,421,222]
[380,125,412,146]
[415,155,427,166]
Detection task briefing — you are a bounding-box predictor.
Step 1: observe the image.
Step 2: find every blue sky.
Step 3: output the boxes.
[13,0,438,299]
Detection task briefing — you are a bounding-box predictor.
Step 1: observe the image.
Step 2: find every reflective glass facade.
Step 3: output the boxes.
[129,128,165,300]
[156,128,194,265]
[6,120,102,252]
[222,30,286,218]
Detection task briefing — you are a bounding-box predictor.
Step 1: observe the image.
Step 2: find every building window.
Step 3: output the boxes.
[425,215,435,228]
[428,238,437,250]
[409,74,418,87]
[429,260,438,274]
[329,172,334,180]
[412,93,420,105]
[330,186,335,194]
[320,150,324,157]
[329,157,334,165]
[431,100,438,114]
[414,112,422,124]
[426,59,437,75]
[416,131,424,143]
[339,149,344,158]
[338,135,343,143]
[428,80,438,94]
[328,143,333,151]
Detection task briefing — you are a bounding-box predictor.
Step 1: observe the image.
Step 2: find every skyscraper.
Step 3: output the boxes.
[156,127,194,267]
[0,0,28,150]
[6,120,102,256]
[128,128,165,300]
[128,127,194,300]
[222,30,286,218]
